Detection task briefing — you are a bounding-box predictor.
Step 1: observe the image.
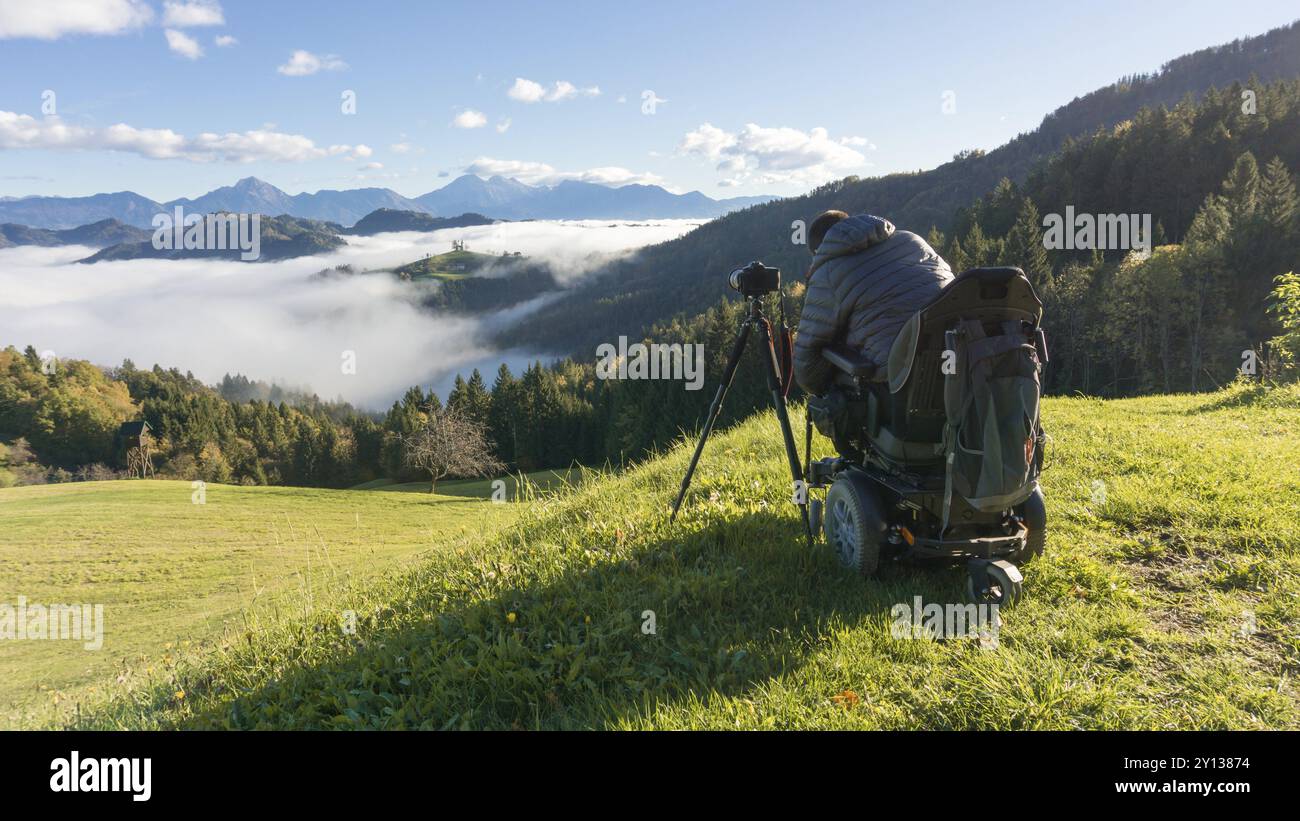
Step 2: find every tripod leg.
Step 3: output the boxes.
[670,319,753,521]
[756,319,813,543]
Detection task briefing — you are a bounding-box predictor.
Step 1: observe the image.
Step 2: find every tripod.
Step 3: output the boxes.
[670,294,813,542]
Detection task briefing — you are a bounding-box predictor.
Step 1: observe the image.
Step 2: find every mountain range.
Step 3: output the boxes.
[412,174,772,220]
[0,207,499,261]
[0,175,775,230]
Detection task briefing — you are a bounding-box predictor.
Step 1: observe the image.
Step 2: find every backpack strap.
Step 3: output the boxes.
[940,320,984,534]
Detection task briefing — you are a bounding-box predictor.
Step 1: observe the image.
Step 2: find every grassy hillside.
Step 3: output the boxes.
[23,384,1300,729]
[393,250,505,281]
[0,473,572,726]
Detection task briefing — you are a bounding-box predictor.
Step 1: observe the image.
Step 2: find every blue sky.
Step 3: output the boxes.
[0,0,1297,201]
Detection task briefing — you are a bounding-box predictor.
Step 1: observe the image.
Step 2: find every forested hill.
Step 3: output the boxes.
[504,19,1300,357]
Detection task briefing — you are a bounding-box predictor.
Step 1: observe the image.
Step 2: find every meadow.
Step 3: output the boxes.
[0,471,570,726]
[3,385,1297,729]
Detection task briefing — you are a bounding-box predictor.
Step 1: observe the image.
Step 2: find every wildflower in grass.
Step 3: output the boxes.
[174,689,185,700]
[831,690,859,709]
[507,612,517,623]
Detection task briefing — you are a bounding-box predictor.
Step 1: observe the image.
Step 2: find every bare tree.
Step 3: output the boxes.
[402,402,503,493]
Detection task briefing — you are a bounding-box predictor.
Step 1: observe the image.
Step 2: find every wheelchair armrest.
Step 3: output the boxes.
[822,345,876,379]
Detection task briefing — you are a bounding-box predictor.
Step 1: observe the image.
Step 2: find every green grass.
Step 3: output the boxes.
[392,250,501,281]
[0,476,539,726]
[13,384,1300,729]
[351,469,582,497]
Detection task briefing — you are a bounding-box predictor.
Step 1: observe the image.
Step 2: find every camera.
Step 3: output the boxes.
[728,260,780,297]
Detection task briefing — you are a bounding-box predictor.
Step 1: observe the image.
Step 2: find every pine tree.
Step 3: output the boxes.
[462,369,493,430]
[445,375,469,415]
[488,364,518,465]
[964,221,991,268]
[1221,151,1261,229]
[984,177,1021,237]
[1259,156,1298,233]
[925,226,946,254]
[1004,197,1052,288]
[946,237,970,273]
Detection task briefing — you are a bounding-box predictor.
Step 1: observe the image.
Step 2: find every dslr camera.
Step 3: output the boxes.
[728,260,780,297]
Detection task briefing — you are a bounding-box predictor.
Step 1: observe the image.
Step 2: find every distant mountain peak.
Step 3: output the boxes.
[414,174,772,220]
[0,173,776,229]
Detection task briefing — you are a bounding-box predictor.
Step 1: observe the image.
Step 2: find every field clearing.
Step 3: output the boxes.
[0,474,563,725]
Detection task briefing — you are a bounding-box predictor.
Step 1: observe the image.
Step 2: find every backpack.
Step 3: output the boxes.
[941,317,1047,529]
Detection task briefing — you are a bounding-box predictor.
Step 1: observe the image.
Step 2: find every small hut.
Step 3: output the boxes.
[118,420,154,479]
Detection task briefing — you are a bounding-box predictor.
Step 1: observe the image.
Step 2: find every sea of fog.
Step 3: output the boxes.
[0,219,701,409]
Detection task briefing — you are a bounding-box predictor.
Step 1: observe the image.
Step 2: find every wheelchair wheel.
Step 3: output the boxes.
[1013,486,1047,564]
[824,474,886,577]
[966,559,1023,607]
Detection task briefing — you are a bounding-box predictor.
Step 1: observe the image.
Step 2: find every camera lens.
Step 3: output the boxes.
[728,267,744,291]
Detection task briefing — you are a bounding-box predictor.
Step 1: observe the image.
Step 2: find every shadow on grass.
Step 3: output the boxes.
[151,506,970,730]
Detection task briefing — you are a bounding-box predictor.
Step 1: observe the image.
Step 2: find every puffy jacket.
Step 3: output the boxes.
[794,214,953,395]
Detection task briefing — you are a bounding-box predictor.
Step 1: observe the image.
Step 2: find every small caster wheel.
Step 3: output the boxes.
[966,559,1023,607]
[808,499,824,541]
[1012,486,1047,564]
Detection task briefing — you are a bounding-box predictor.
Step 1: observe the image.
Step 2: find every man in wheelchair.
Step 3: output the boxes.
[794,210,954,397]
[793,210,1049,605]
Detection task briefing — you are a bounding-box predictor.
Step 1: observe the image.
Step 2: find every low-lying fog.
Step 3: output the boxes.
[0,219,701,408]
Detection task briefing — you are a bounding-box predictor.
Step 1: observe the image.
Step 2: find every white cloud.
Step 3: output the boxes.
[548,81,578,101]
[390,141,415,154]
[0,110,370,163]
[214,34,236,47]
[361,161,383,170]
[0,0,153,39]
[161,0,223,27]
[507,77,546,103]
[451,109,487,129]
[277,50,347,76]
[546,81,600,102]
[463,156,663,187]
[678,122,871,187]
[164,28,203,59]
[495,118,511,134]
[678,123,736,161]
[507,77,599,103]
[0,222,699,407]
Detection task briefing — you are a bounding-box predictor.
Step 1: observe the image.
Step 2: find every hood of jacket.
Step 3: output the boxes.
[808,213,895,279]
